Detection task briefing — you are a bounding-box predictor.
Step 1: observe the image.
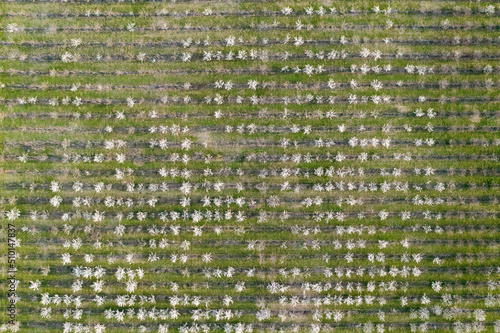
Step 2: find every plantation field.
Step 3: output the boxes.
[0,1,499,332]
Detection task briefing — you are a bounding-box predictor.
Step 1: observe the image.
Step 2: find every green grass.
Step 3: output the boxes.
[1,0,499,332]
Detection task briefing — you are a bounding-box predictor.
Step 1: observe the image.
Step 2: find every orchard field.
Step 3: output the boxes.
[0,1,500,332]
